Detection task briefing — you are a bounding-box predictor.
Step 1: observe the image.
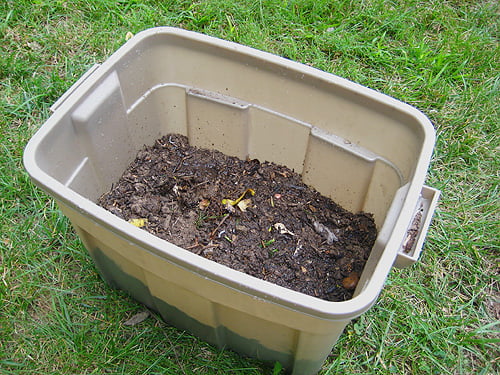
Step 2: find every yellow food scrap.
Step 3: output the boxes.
[222,188,255,207]
[128,218,148,227]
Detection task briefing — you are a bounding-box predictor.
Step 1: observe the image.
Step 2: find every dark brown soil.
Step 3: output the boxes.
[98,134,377,302]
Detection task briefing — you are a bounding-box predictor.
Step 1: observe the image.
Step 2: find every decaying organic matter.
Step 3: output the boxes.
[98,134,378,301]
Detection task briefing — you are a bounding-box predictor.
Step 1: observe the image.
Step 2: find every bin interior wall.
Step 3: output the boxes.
[120,34,426,177]
[35,35,427,229]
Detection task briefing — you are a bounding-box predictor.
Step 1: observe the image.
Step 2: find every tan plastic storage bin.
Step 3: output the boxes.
[24,27,440,375]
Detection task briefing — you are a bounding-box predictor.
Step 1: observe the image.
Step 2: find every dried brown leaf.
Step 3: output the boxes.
[123,311,150,326]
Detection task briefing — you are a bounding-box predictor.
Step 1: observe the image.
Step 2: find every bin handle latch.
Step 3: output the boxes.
[394,185,441,268]
[50,63,101,113]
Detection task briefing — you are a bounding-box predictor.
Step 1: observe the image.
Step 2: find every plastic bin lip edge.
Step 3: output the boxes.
[23,26,438,321]
[28,26,438,150]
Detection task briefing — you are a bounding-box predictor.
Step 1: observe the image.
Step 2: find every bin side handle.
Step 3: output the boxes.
[50,64,101,113]
[394,185,441,268]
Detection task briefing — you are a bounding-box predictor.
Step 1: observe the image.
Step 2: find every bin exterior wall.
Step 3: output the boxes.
[24,28,439,374]
[61,201,348,374]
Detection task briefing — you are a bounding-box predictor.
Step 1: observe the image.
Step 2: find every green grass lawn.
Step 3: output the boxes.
[1,1,498,374]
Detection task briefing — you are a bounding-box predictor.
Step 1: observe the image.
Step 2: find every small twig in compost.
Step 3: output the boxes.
[186,238,201,249]
[210,214,230,238]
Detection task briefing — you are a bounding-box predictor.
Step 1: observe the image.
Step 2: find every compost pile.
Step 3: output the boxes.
[98,134,377,302]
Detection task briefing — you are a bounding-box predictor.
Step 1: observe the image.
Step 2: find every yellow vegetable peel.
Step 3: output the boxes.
[128,218,148,227]
[222,188,255,207]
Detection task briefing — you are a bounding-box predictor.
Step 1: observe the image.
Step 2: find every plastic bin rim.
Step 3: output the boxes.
[23,27,436,321]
